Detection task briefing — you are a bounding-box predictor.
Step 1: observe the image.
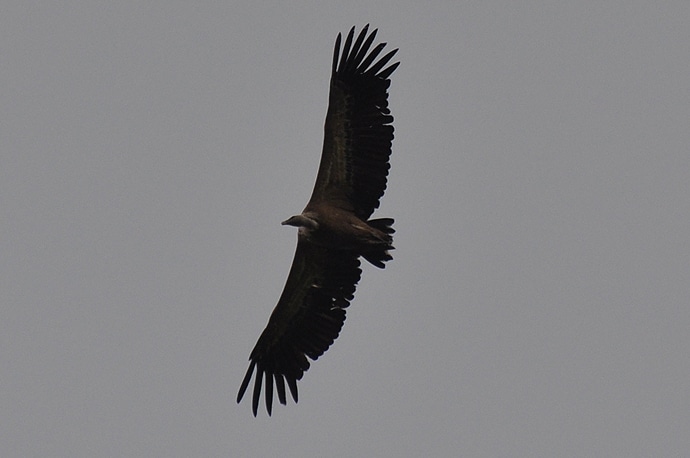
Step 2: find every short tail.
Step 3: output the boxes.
[362,218,395,268]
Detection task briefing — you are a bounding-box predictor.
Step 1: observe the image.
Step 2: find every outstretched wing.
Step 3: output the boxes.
[308,25,399,220]
[237,241,362,416]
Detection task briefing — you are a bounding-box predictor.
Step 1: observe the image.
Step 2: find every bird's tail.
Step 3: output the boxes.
[362,218,395,268]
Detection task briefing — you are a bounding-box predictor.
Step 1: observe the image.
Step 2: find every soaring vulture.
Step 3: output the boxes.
[237,25,399,416]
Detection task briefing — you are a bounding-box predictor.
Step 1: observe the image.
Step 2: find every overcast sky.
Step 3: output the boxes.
[2,2,689,457]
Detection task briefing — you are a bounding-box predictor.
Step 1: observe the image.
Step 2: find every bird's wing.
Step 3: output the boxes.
[237,240,362,416]
[308,25,399,220]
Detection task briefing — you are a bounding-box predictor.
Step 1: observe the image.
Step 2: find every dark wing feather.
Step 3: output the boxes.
[309,25,399,220]
[237,241,362,416]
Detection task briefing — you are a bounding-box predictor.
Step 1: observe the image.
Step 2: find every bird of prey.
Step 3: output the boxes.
[237,25,399,416]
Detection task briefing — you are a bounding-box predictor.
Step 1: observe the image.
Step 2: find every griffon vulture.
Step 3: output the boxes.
[237,25,399,416]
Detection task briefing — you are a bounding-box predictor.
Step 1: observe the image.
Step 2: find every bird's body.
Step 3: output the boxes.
[284,206,393,253]
[237,25,398,416]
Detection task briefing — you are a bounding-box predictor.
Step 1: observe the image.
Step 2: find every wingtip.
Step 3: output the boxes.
[252,366,263,416]
[265,371,274,416]
[237,360,255,404]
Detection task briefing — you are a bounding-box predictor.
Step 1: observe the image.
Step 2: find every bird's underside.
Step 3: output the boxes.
[237,24,398,416]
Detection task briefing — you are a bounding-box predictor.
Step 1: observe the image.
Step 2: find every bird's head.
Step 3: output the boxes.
[281,214,319,230]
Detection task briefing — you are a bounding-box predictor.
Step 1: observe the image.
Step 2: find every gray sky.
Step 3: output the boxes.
[2,2,689,457]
